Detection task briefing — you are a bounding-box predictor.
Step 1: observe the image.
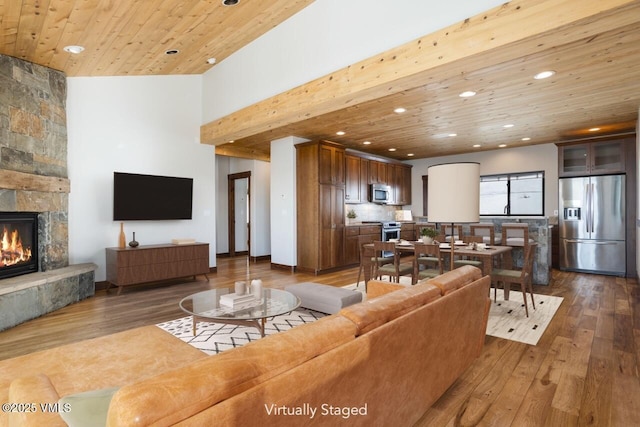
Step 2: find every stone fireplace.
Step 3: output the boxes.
[0,54,96,331]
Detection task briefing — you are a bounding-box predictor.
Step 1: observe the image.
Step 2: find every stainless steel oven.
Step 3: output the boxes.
[381,221,401,257]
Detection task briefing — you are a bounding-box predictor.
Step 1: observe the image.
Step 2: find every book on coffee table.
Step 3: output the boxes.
[219,293,257,308]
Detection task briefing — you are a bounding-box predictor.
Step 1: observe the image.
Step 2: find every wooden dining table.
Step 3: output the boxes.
[362,241,513,297]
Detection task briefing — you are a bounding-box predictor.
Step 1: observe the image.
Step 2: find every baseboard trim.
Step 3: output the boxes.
[270,263,296,273]
[250,255,271,263]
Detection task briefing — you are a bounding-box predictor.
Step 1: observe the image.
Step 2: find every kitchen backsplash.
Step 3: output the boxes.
[345,204,399,222]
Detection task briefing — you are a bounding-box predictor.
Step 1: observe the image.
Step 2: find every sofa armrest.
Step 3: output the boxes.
[366,280,405,299]
[8,374,66,427]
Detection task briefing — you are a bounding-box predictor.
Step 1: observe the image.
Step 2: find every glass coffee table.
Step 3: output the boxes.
[179,288,300,337]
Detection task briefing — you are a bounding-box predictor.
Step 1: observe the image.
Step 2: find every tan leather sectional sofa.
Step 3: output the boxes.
[0,265,490,426]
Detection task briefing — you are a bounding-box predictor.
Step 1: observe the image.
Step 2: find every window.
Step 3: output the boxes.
[480,171,544,216]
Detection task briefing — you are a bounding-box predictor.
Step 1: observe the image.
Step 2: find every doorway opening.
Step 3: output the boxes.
[228,171,251,258]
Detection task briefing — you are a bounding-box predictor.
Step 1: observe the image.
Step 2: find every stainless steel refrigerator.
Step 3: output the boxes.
[559,174,626,276]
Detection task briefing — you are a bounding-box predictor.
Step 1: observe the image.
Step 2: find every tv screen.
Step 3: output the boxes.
[113,172,193,220]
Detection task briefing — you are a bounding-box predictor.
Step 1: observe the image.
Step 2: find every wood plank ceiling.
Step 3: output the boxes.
[2,0,638,161]
[0,0,314,76]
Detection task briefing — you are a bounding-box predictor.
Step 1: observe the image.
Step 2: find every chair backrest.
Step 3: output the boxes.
[501,223,530,247]
[443,224,463,237]
[462,235,483,244]
[413,242,441,258]
[413,243,443,274]
[373,241,397,262]
[470,223,495,245]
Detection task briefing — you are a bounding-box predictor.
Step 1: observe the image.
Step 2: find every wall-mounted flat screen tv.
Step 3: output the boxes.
[113,172,193,220]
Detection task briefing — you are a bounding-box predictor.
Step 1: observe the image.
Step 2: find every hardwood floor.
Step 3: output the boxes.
[1,258,638,426]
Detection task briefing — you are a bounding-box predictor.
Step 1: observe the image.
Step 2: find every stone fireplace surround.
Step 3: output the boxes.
[0,54,97,331]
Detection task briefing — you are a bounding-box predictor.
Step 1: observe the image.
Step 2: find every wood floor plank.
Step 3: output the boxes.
[578,356,613,427]
[0,260,638,426]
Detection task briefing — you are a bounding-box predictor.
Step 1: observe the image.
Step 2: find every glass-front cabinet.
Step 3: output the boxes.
[558,139,626,176]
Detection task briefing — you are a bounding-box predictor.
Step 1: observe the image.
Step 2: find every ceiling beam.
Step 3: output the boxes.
[215,145,271,162]
[200,0,638,146]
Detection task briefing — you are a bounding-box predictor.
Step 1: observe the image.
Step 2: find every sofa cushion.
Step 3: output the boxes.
[8,374,65,427]
[426,265,482,295]
[106,314,358,426]
[339,282,441,335]
[58,387,119,427]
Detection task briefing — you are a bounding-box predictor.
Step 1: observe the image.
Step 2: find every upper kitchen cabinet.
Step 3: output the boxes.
[558,138,628,177]
[368,160,388,185]
[390,163,412,205]
[345,155,368,203]
[318,142,345,185]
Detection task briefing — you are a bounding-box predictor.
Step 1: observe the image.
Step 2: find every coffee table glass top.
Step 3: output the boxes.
[179,288,300,321]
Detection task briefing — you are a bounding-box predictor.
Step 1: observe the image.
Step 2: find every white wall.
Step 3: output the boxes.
[201,0,506,122]
[407,143,559,218]
[67,75,216,282]
[270,136,308,266]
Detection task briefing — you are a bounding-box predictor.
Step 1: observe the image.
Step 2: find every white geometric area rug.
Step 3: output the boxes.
[487,289,563,346]
[156,308,326,355]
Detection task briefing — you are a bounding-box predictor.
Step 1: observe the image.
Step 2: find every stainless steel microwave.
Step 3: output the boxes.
[370,184,391,204]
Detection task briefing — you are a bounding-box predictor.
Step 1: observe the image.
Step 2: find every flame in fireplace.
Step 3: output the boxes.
[1,226,32,267]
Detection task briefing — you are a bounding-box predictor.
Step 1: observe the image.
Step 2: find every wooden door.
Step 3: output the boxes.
[319,184,345,269]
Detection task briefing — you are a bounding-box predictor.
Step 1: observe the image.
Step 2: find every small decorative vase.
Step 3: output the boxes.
[119,223,126,248]
[128,232,139,248]
[422,236,434,244]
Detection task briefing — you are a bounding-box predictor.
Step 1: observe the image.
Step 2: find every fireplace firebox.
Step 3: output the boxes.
[0,212,39,280]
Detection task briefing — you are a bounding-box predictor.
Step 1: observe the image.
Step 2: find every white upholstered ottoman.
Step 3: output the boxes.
[284,282,363,314]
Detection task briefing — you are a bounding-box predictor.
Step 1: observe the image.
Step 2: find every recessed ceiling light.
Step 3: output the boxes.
[165,49,179,55]
[473,144,481,148]
[336,131,345,136]
[503,124,514,128]
[228,140,235,143]
[588,127,601,132]
[206,57,216,65]
[362,141,372,145]
[534,70,556,80]
[407,153,415,157]
[388,148,397,152]
[394,107,406,114]
[63,45,84,54]
[459,91,476,98]
[498,144,508,148]
[222,0,239,5]
[448,133,457,137]
[522,137,531,141]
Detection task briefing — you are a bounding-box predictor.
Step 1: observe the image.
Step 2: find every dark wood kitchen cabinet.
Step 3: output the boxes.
[388,163,412,205]
[345,154,369,203]
[345,151,412,206]
[296,140,346,274]
[368,160,388,184]
[345,224,382,265]
[318,143,345,185]
[558,138,630,177]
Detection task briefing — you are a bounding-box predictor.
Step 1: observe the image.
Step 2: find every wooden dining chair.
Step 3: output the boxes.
[470,223,495,245]
[453,235,484,271]
[491,243,537,317]
[355,240,376,291]
[442,224,463,240]
[412,243,443,284]
[373,241,413,283]
[501,223,534,247]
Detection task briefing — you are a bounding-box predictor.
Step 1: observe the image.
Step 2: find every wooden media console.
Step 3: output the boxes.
[106,243,210,294]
